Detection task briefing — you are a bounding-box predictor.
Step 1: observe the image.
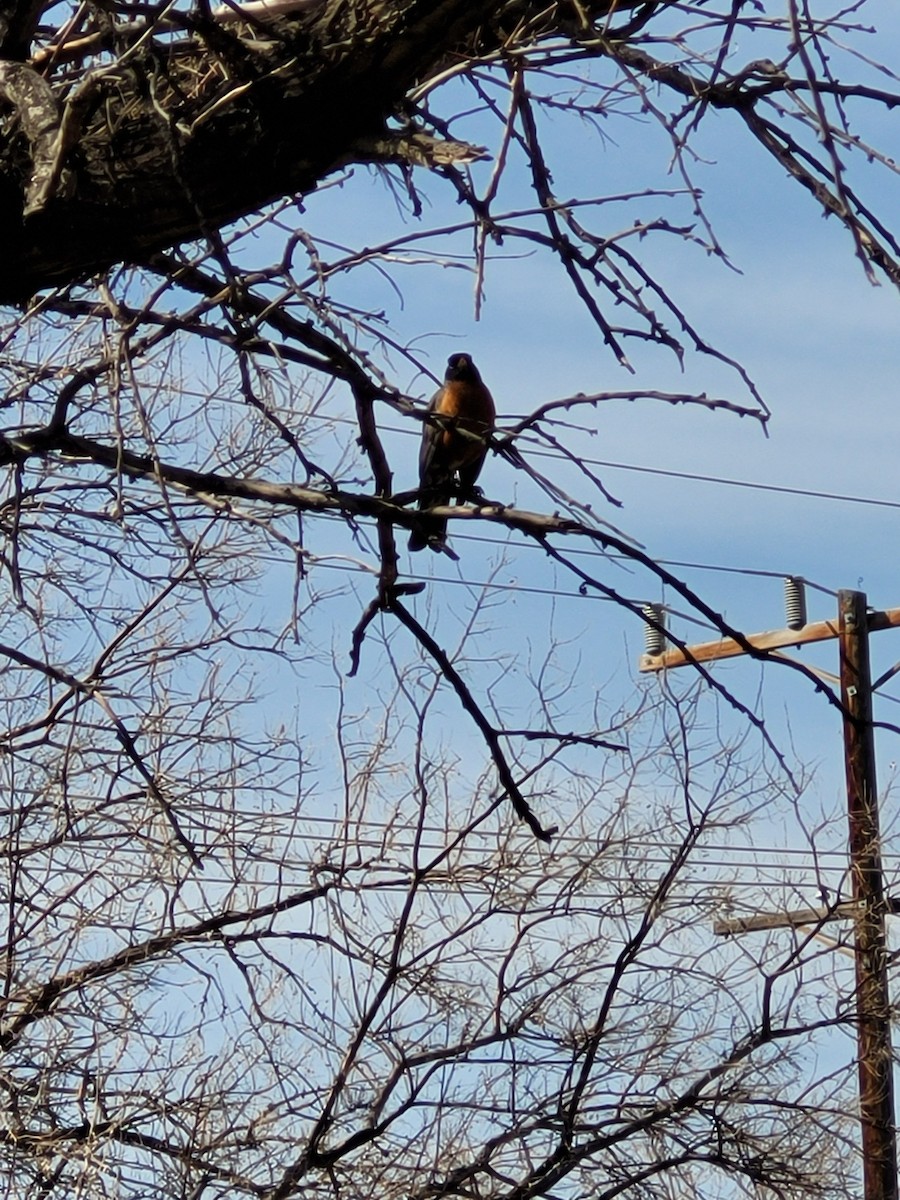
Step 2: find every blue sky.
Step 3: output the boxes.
[272,3,900,899]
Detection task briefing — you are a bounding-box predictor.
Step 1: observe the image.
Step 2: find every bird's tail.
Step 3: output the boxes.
[408,516,447,553]
[409,487,450,553]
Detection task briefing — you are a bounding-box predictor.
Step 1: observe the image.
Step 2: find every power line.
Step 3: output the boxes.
[374,415,900,514]
[283,407,900,517]
[556,454,900,514]
[302,529,834,630]
[419,530,840,596]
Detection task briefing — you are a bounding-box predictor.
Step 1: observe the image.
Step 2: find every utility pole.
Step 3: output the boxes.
[840,590,898,1200]
[641,589,899,1200]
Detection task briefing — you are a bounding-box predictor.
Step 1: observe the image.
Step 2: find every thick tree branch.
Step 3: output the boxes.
[0,0,627,300]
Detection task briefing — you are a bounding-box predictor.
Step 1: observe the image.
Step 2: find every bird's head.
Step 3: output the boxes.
[445,353,480,383]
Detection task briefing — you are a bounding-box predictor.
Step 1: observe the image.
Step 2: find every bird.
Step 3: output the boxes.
[409,353,496,553]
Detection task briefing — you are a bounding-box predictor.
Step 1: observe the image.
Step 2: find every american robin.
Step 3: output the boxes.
[409,353,496,553]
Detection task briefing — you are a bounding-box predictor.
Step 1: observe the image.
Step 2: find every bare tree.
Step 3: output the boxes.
[1,1,899,1197]
[0,631,869,1199]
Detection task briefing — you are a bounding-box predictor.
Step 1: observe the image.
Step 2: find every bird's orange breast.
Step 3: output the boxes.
[433,379,496,463]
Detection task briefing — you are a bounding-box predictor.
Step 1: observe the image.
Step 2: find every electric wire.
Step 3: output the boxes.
[397,529,841,599]
[272,492,840,612]
[241,816,886,865]
[48,790,888,869]
[282,409,864,597]
[326,409,900,517]
[546,453,900,514]
[286,522,837,641]
[308,556,723,632]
